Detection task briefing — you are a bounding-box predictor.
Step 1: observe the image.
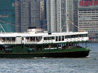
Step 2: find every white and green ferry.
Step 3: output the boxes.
[0,27,90,58]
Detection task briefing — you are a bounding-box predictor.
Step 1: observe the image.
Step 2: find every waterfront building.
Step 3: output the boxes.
[73,0,78,32]
[46,0,78,32]
[46,0,57,32]
[78,0,98,38]
[15,0,40,32]
[40,0,47,31]
[0,0,15,32]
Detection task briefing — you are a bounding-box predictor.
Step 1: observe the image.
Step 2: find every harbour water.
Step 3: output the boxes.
[0,43,98,73]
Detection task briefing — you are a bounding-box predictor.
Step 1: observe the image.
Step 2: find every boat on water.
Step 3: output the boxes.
[0,27,90,58]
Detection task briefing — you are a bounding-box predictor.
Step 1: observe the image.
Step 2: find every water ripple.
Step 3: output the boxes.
[0,43,98,73]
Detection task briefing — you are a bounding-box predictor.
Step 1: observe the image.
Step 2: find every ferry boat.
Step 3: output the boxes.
[0,27,90,58]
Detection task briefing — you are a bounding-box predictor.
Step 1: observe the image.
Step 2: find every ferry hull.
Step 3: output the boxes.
[0,50,90,58]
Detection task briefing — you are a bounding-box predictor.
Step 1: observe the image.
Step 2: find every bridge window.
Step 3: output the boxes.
[65,35,71,38]
[83,34,88,37]
[44,37,54,40]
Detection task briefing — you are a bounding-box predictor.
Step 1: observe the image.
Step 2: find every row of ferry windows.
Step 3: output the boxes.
[0,37,42,42]
[44,34,88,41]
[0,34,87,42]
[26,37,42,42]
[0,37,15,42]
[65,34,88,38]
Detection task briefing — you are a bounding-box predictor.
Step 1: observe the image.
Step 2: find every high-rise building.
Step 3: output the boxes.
[62,0,78,32]
[73,0,78,32]
[40,0,47,31]
[0,0,15,32]
[78,0,98,38]
[15,0,40,32]
[46,0,57,32]
[46,0,78,32]
[30,0,40,28]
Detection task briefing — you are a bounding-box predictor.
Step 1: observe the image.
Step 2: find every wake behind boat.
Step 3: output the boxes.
[0,27,90,58]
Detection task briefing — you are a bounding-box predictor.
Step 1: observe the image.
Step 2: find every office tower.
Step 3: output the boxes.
[40,0,47,30]
[30,0,40,28]
[15,0,40,32]
[46,0,77,32]
[46,0,57,32]
[46,0,65,32]
[73,0,78,32]
[0,0,15,32]
[78,0,98,38]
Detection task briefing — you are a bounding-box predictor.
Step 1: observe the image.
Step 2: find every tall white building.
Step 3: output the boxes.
[46,0,76,32]
[46,0,57,32]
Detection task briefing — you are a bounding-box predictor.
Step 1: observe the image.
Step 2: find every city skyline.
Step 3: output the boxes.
[0,0,98,39]
[0,0,78,33]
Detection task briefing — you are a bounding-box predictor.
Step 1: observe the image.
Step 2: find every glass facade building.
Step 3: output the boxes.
[78,0,98,38]
[46,0,78,32]
[0,0,15,32]
[15,0,40,32]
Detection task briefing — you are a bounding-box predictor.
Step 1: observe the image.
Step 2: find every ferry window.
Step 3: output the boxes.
[44,37,54,40]
[7,37,10,41]
[76,35,78,38]
[0,37,2,40]
[59,36,61,41]
[7,37,13,41]
[86,34,88,37]
[22,37,24,40]
[1,37,15,42]
[65,36,68,38]
[85,34,87,37]
[48,37,50,40]
[26,37,30,42]
[30,37,32,41]
[56,36,58,41]
[74,35,77,38]
[71,35,75,38]
[2,37,5,42]
[68,36,71,38]
[62,36,64,41]
[83,34,87,37]
[51,37,54,40]
[32,37,36,42]
[71,35,73,38]
[79,35,81,37]
[12,37,15,41]
[65,35,70,38]
[44,37,47,40]
[36,37,42,42]
[26,37,29,40]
